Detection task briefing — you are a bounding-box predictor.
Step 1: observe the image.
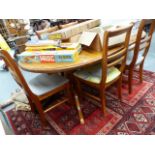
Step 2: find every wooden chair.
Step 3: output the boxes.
[125,19,155,93]
[73,24,133,116]
[0,50,83,125]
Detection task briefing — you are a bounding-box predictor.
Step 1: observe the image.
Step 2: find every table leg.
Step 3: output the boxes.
[66,71,85,124]
[75,95,85,124]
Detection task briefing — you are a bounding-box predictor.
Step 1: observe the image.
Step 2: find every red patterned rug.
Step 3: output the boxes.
[4,70,155,135]
[107,76,153,106]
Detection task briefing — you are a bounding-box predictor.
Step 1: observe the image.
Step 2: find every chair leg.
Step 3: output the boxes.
[128,69,133,94]
[139,62,144,83]
[117,76,122,101]
[33,98,47,125]
[100,89,106,116]
[27,97,36,113]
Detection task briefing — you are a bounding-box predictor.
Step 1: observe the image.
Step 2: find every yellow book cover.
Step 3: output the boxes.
[26,43,81,51]
[0,34,11,51]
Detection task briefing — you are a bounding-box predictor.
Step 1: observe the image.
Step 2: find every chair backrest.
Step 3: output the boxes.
[130,19,155,66]
[101,24,133,84]
[0,50,33,98]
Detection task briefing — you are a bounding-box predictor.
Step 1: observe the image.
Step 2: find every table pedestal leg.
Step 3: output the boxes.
[75,95,85,124]
[66,71,85,125]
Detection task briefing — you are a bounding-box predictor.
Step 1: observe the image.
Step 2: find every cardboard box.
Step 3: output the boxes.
[18,44,26,53]
[48,19,101,40]
[36,26,59,35]
[36,26,59,40]
[78,25,146,51]
[78,27,103,52]
[69,33,82,43]
[59,21,78,29]
[13,36,29,45]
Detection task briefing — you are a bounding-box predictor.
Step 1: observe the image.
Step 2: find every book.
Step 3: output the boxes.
[48,33,62,40]
[58,43,81,50]
[18,46,81,63]
[25,40,59,47]
[54,50,79,62]
[0,34,11,51]
[26,43,81,51]
[18,51,56,63]
[39,55,55,63]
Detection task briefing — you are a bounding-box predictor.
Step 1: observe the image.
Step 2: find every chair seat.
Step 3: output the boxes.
[28,74,68,96]
[73,63,121,84]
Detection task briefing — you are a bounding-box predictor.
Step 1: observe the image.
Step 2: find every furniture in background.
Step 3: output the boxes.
[0,20,9,39]
[125,19,155,93]
[73,25,133,116]
[30,19,90,31]
[0,50,84,125]
[3,19,28,37]
[7,35,29,54]
[0,19,30,54]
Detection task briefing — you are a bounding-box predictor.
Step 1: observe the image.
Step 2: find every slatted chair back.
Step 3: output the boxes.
[130,19,155,67]
[0,50,33,98]
[101,24,133,85]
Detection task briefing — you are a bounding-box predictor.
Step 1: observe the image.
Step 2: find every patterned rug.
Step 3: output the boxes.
[4,70,155,135]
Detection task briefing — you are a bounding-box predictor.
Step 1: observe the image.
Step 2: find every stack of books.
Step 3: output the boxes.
[18,40,81,63]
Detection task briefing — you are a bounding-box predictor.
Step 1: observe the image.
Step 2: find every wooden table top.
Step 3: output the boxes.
[19,32,144,74]
[18,46,124,73]
[19,49,102,73]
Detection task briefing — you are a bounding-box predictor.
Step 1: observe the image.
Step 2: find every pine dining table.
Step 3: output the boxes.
[18,33,142,74]
[18,31,146,124]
